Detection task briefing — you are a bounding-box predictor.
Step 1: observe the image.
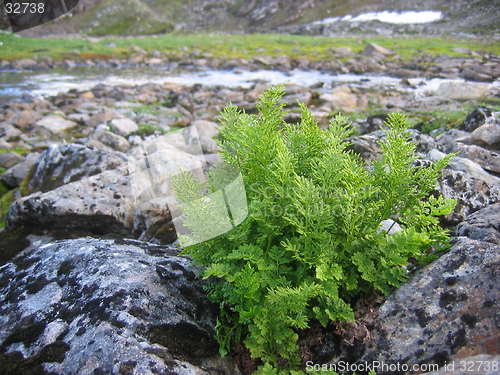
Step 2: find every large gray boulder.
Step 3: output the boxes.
[6,169,134,235]
[319,236,499,374]
[0,238,238,374]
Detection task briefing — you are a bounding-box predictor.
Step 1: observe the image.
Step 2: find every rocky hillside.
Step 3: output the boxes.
[11,0,500,37]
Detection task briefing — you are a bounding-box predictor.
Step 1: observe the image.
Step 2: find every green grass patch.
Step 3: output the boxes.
[129,104,163,116]
[1,32,497,63]
[0,147,30,156]
[132,124,167,137]
[411,99,500,134]
[0,188,15,228]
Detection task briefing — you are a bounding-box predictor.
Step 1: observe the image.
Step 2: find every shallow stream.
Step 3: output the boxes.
[1,65,498,105]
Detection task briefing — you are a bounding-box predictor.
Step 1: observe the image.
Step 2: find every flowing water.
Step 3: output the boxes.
[1,65,498,105]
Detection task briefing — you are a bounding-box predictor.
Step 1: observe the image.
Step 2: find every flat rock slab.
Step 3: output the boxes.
[436,82,489,101]
[35,115,78,135]
[0,238,238,374]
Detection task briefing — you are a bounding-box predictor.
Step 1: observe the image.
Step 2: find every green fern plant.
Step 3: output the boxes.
[171,85,455,372]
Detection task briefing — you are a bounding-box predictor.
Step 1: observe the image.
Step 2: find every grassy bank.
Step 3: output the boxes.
[1,32,498,63]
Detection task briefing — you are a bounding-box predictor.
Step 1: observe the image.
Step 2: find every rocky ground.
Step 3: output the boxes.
[1,43,500,373]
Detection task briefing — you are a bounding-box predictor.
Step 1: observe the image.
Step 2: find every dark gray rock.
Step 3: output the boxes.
[358,114,388,136]
[348,129,437,162]
[27,143,128,193]
[456,204,500,245]
[323,238,499,374]
[436,164,500,225]
[134,197,178,244]
[460,107,495,132]
[436,129,470,153]
[0,238,239,374]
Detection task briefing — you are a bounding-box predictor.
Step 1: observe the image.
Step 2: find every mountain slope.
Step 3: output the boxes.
[8,0,500,37]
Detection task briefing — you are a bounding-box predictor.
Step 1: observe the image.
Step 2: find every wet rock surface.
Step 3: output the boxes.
[0,238,238,374]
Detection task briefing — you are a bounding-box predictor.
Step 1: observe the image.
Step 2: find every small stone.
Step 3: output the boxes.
[0,151,24,169]
[1,152,40,188]
[35,115,78,135]
[0,123,23,141]
[9,110,41,130]
[11,58,38,70]
[460,107,494,132]
[94,130,130,152]
[333,47,354,57]
[109,118,139,137]
[361,43,393,58]
[79,91,95,99]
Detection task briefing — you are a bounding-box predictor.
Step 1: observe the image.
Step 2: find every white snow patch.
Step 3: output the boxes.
[316,10,443,25]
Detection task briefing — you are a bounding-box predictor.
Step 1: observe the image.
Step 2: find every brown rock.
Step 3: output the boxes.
[457,123,500,150]
[94,130,130,152]
[35,115,78,135]
[361,43,393,58]
[9,110,41,130]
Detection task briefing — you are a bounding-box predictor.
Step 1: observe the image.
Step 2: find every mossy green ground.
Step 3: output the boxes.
[0,32,497,62]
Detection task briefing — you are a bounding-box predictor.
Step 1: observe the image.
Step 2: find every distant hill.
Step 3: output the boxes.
[5,0,500,37]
